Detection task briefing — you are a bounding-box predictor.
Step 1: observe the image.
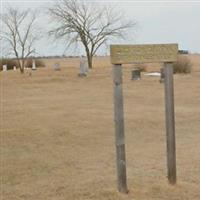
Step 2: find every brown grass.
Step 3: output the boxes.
[1,56,200,200]
[173,55,192,74]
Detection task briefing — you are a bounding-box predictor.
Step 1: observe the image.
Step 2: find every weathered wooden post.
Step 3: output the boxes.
[113,64,128,193]
[164,63,177,184]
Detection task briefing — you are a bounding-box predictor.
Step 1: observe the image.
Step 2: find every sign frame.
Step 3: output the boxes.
[111,43,178,194]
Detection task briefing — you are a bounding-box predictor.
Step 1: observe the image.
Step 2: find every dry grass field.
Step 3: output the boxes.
[1,55,200,200]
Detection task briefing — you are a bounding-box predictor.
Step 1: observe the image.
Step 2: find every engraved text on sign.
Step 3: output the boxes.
[110,44,178,64]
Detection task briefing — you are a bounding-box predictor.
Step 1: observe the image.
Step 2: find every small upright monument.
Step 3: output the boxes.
[79,56,88,77]
[3,64,7,72]
[53,63,60,70]
[132,68,141,80]
[160,68,165,83]
[32,59,36,70]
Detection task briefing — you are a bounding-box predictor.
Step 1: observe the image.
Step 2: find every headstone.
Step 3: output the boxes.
[3,64,7,71]
[53,63,60,70]
[32,59,36,70]
[160,68,165,83]
[131,69,141,80]
[13,66,17,70]
[79,56,88,77]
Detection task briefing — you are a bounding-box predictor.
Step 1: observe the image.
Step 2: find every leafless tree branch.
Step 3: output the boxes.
[48,0,136,69]
[0,7,39,73]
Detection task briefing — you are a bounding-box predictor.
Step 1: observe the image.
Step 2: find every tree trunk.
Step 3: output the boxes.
[19,59,24,74]
[87,55,93,69]
[85,48,93,69]
[20,67,24,74]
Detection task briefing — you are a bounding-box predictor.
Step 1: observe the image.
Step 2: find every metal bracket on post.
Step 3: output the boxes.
[113,64,128,193]
[164,62,177,184]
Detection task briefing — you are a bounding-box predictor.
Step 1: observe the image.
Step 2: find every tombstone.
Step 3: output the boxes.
[78,56,88,77]
[53,63,60,71]
[32,59,36,70]
[3,64,7,71]
[131,68,141,80]
[13,66,17,71]
[160,68,165,83]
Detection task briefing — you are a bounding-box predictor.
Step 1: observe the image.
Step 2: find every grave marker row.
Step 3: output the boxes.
[1,60,36,72]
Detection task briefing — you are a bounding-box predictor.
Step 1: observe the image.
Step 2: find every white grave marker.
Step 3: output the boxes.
[32,60,36,70]
[3,65,7,71]
[53,63,60,70]
[79,56,88,76]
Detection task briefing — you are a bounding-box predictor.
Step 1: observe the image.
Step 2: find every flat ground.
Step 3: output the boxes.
[1,56,200,200]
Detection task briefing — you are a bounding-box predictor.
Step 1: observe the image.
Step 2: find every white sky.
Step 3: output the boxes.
[1,0,200,56]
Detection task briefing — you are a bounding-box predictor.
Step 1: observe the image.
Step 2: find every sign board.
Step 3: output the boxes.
[110,44,178,64]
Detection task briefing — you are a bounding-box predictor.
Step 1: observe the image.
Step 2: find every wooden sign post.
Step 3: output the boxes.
[164,62,177,184]
[113,64,128,193]
[110,43,178,193]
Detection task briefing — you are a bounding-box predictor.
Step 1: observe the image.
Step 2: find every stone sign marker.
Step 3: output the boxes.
[110,43,178,193]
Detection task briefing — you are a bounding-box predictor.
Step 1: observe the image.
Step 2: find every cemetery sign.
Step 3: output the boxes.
[110,43,178,193]
[110,43,178,64]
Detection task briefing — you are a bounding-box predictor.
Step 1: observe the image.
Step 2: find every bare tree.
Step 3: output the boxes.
[48,0,136,69]
[0,7,39,73]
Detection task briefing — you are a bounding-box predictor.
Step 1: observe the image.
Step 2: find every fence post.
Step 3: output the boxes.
[113,64,128,193]
[164,62,177,184]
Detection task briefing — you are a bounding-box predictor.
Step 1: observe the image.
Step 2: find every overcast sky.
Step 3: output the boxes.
[1,0,200,56]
